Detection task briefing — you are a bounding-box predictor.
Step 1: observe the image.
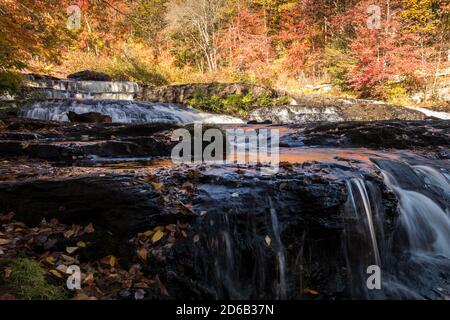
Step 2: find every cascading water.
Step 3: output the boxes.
[19,100,244,125]
[268,197,287,299]
[342,178,385,299]
[373,159,450,299]
[24,78,140,100]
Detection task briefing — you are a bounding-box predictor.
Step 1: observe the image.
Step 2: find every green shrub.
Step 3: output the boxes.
[187,90,289,117]
[2,258,65,300]
[0,71,23,95]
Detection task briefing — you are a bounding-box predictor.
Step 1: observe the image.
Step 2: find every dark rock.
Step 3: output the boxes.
[297,120,450,149]
[0,175,161,262]
[247,120,273,125]
[0,163,399,299]
[67,70,112,81]
[67,111,112,124]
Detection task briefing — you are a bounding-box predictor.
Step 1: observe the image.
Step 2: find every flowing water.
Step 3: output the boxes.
[15,79,450,299]
[19,100,244,124]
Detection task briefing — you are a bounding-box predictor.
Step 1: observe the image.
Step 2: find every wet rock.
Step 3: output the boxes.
[67,70,112,81]
[247,120,273,125]
[298,120,450,149]
[67,111,112,124]
[249,97,429,123]
[0,163,396,299]
[0,175,161,262]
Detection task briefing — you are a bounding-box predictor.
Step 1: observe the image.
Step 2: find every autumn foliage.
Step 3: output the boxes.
[0,0,448,99]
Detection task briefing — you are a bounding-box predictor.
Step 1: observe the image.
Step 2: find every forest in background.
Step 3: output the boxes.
[0,0,449,102]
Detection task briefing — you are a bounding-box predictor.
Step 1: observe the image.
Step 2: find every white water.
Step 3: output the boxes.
[249,105,344,123]
[405,106,450,120]
[268,197,287,299]
[25,79,140,94]
[346,179,381,267]
[20,100,244,125]
[383,170,450,257]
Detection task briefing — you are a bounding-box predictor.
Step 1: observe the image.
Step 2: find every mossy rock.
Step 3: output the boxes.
[0,257,66,300]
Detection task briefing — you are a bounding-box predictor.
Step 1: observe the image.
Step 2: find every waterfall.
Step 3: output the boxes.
[382,169,450,258]
[268,197,287,299]
[19,100,244,125]
[373,159,450,298]
[347,179,381,266]
[24,79,140,101]
[249,105,344,123]
[343,178,384,298]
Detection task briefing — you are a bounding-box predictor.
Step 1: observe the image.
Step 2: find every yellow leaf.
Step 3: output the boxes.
[101,255,117,267]
[49,270,63,278]
[45,256,56,265]
[265,236,272,246]
[76,241,86,248]
[64,229,75,239]
[152,230,165,243]
[304,288,319,296]
[0,239,11,245]
[66,247,78,254]
[84,223,95,234]
[143,230,154,238]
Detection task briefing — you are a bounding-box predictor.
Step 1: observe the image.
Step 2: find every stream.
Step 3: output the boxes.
[0,78,449,299]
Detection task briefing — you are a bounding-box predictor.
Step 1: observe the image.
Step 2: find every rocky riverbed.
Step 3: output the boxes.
[0,114,449,300]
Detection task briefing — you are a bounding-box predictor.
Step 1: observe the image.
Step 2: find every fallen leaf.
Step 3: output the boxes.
[84,223,95,234]
[4,267,12,278]
[45,256,56,265]
[152,230,164,243]
[66,246,78,254]
[64,229,75,239]
[56,264,68,273]
[76,241,86,248]
[142,230,154,238]
[0,239,11,246]
[137,248,148,261]
[265,235,272,246]
[49,270,63,278]
[304,288,319,296]
[61,254,77,264]
[101,255,117,268]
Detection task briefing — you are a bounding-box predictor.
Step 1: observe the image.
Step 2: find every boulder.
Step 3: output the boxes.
[67,111,112,124]
[67,70,112,81]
